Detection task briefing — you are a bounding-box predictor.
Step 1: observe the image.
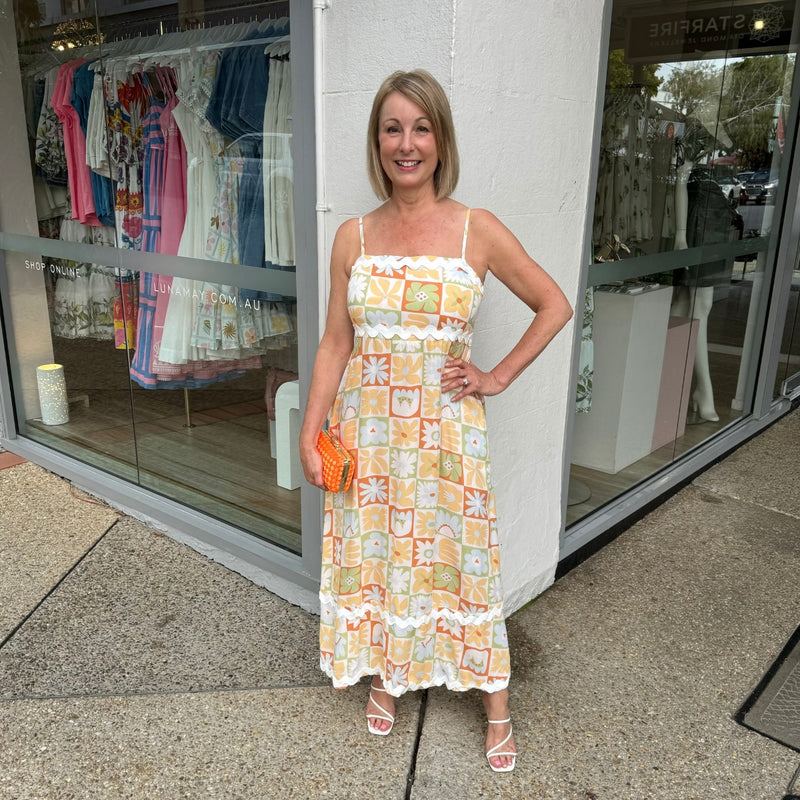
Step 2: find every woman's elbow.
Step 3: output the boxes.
[551,295,574,330]
[561,299,575,326]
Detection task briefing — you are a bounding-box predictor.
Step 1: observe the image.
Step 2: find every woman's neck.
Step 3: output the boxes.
[387,184,440,217]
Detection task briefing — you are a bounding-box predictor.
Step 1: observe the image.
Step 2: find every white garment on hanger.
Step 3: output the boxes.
[262,51,294,267]
[85,71,111,177]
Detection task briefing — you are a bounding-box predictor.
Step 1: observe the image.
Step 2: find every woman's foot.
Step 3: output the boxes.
[483,690,516,772]
[366,677,395,735]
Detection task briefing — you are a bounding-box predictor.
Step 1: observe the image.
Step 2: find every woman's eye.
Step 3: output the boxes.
[386,125,400,134]
[416,125,429,133]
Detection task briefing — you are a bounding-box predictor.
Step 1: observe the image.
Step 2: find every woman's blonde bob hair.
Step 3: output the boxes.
[366,70,459,201]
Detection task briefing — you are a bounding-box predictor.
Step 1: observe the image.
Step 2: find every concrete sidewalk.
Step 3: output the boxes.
[1,410,799,799]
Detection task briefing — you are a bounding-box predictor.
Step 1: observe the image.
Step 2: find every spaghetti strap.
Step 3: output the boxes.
[462,208,472,259]
[358,217,366,257]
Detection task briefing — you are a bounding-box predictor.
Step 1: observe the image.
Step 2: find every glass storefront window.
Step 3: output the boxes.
[568,0,798,525]
[0,0,302,553]
[774,248,800,399]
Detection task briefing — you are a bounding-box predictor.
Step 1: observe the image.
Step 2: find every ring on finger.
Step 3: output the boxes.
[462,377,468,386]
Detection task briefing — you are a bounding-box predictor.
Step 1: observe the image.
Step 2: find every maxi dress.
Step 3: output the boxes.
[319,210,511,697]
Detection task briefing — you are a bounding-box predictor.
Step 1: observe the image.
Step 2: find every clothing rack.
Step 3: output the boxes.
[24,15,288,78]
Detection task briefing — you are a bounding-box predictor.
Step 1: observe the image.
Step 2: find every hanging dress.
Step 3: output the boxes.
[319,210,510,697]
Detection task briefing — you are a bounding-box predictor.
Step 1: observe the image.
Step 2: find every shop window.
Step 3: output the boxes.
[60,0,89,16]
[568,0,798,526]
[0,0,303,553]
[775,248,800,400]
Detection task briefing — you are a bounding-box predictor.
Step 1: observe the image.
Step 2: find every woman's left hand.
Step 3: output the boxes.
[442,358,504,402]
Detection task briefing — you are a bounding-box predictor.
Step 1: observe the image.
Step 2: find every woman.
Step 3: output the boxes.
[299,69,572,773]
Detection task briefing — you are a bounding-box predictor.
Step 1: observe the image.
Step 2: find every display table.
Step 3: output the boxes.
[571,286,672,474]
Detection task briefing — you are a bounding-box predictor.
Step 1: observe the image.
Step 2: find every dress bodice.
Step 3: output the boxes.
[346,254,484,345]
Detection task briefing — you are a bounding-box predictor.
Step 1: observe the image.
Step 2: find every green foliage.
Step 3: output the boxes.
[606,50,661,97]
[658,55,792,171]
[721,55,790,169]
[662,62,722,117]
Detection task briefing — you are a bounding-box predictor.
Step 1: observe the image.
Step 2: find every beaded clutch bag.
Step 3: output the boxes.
[316,429,356,493]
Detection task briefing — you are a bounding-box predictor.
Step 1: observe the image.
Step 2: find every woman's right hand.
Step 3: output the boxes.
[300,437,326,490]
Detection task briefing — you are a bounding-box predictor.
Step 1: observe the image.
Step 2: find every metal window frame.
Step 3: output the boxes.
[561,0,799,560]
[0,0,322,609]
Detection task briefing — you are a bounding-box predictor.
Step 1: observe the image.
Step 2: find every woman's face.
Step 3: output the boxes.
[378,91,439,193]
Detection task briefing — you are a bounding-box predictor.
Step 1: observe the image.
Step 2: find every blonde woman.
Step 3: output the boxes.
[300,69,572,772]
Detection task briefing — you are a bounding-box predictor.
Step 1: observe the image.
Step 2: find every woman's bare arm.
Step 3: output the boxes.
[298,219,360,487]
[442,209,573,401]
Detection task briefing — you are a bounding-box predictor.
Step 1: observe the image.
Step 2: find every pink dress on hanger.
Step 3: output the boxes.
[51,60,101,226]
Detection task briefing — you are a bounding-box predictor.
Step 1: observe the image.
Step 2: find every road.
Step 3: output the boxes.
[737,200,772,236]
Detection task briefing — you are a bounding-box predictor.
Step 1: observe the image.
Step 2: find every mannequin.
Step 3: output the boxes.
[670,114,737,423]
[670,155,719,421]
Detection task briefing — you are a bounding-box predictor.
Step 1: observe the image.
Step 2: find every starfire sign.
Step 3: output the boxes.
[626,1,796,63]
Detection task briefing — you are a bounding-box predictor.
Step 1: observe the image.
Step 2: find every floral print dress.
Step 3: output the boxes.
[319,210,510,697]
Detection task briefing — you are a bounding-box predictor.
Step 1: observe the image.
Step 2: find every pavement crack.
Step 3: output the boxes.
[0,681,333,705]
[0,519,120,652]
[404,688,428,800]
[694,486,800,521]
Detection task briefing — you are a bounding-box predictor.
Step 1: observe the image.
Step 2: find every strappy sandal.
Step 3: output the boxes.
[486,717,516,773]
[366,684,395,736]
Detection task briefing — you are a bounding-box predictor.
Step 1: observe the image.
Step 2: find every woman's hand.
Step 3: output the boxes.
[300,436,326,490]
[442,357,504,402]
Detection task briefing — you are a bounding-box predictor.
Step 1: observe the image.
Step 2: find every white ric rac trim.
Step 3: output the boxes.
[319,592,504,630]
[319,660,510,697]
[353,323,473,343]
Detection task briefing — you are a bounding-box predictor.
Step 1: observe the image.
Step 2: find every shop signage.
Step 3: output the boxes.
[626,1,796,63]
[25,259,78,278]
[24,259,262,309]
[152,279,263,310]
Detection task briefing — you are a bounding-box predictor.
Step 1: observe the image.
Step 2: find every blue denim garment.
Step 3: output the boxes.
[206,20,291,300]
[71,61,115,226]
[207,31,272,273]
[206,29,274,139]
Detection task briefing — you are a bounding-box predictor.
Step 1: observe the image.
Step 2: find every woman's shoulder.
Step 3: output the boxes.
[333,216,363,249]
[335,216,361,235]
[465,208,526,273]
[466,208,514,249]
[468,207,504,231]
[332,217,363,273]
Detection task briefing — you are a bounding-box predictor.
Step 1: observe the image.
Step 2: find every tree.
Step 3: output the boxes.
[661,62,723,118]
[606,50,661,98]
[721,55,789,169]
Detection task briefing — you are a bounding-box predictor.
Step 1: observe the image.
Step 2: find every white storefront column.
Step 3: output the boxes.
[321,0,606,613]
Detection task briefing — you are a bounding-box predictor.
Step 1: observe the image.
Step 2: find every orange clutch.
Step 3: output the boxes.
[316,429,356,493]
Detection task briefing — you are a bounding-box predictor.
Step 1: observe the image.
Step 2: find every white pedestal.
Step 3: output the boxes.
[270,380,302,490]
[572,287,672,474]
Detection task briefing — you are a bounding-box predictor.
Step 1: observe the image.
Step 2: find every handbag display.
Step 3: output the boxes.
[316,429,356,492]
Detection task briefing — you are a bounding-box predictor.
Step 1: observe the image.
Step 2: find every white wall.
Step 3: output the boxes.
[321,0,605,613]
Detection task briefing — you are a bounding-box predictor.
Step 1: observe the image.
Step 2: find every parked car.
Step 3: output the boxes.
[761,175,780,204]
[715,175,744,205]
[736,171,755,184]
[739,170,778,205]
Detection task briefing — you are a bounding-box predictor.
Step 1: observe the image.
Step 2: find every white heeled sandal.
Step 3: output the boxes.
[366,684,395,736]
[486,717,516,773]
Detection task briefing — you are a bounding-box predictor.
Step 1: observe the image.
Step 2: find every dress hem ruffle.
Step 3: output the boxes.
[319,660,510,697]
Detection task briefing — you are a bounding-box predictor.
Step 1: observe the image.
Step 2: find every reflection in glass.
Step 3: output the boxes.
[774,250,800,399]
[5,1,301,552]
[568,1,797,526]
